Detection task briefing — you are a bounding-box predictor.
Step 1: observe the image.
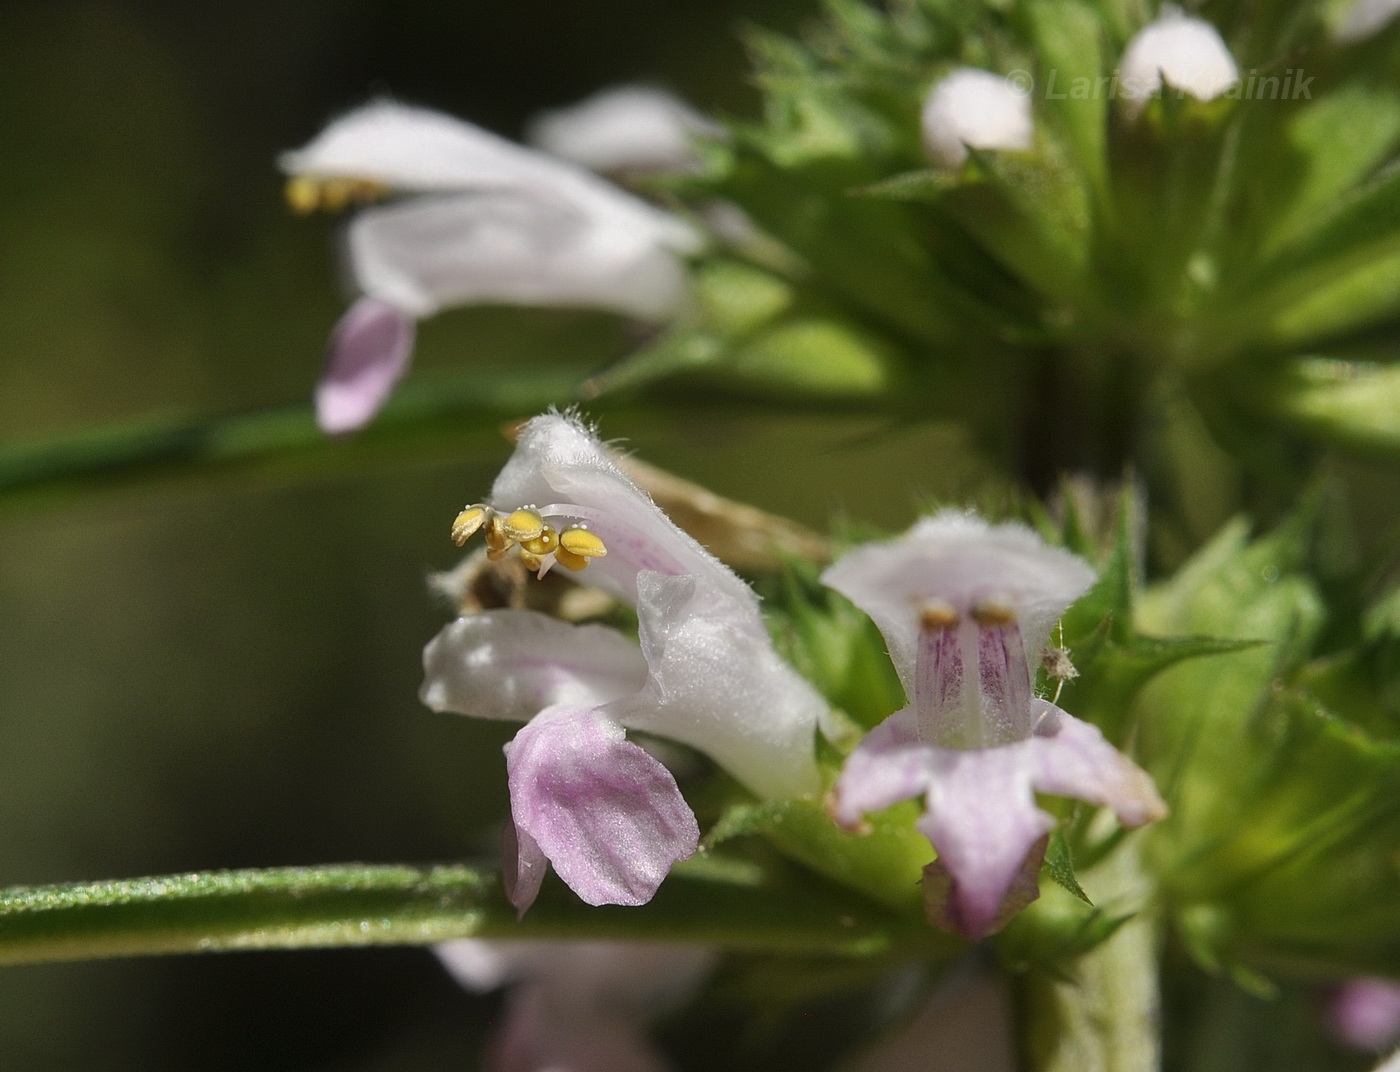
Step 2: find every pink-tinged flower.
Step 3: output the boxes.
[437,939,715,1072]
[1118,13,1239,112]
[421,414,823,913]
[921,68,1034,169]
[525,85,723,176]
[280,101,700,433]
[1327,978,1400,1052]
[824,512,1166,939]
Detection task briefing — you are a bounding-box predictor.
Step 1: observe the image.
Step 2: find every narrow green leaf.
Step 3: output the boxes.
[1043,830,1092,905]
[1262,357,1400,457]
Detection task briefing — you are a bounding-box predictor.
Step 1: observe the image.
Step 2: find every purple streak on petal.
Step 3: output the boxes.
[1029,702,1167,827]
[501,819,548,918]
[505,705,698,909]
[831,708,932,828]
[1326,978,1400,1052]
[913,622,965,746]
[315,297,415,434]
[916,743,1055,939]
[976,620,1034,746]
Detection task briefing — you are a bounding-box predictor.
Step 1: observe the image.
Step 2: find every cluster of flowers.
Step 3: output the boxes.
[420,413,1165,938]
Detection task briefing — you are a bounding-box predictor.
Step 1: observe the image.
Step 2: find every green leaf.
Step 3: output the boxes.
[1261,356,1400,457]
[1249,160,1400,314]
[0,366,582,515]
[1026,0,1109,201]
[1043,830,1092,905]
[709,798,932,913]
[0,859,928,967]
[849,169,959,203]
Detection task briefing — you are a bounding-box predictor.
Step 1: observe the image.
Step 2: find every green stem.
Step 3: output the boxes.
[0,860,920,967]
[0,367,900,517]
[1021,846,1162,1072]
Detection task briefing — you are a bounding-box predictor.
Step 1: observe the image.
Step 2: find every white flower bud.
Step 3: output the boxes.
[1119,13,1238,112]
[921,67,1034,169]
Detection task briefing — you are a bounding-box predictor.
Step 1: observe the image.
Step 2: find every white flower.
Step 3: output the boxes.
[280,102,701,433]
[1119,13,1239,110]
[921,68,1034,169]
[438,939,715,1072]
[525,85,723,175]
[421,414,823,913]
[825,512,1166,938]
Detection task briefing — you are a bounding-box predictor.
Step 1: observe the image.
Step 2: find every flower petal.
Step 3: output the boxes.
[922,68,1033,169]
[1119,13,1238,106]
[281,99,587,192]
[821,511,1095,699]
[501,819,549,917]
[831,707,931,827]
[314,297,415,434]
[1029,701,1167,827]
[347,192,691,320]
[505,705,699,909]
[526,85,721,175]
[607,572,822,799]
[420,610,648,723]
[492,985,673,1072]
[915,742,1056,939]
[490,414,757,609]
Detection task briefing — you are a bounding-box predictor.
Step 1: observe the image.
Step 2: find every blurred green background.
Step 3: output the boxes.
[0,1,1007,1066]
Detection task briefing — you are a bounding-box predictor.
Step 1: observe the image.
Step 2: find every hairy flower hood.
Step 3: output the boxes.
[421,414,823,913]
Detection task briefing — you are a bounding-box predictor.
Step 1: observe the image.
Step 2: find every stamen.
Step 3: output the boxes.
[283,175,389,215]
[918,599,959,631]
[451,505,492,547]
[484,513,511,559]
[559,527,607,559]
[446,503,608,574]
[502,508,546,542]
[970,598,1016,626]
[519,527,559,556]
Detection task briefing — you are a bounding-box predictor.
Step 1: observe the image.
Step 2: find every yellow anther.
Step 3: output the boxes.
[971,599,1017,627]
[284,176,322,215]
[520,526,559,556]
[518,549,545,571]
[919,600,959,631]
[559,527,608,560]
[484,513,511,557]
[283,175,389,215]
[554,546,590,572]
[502,508,546,542]
[450,505,491,547]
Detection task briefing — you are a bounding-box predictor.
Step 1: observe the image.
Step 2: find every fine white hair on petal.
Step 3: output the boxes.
[526,85,723,175]
[489,413,758,610]
[1118,12,1238,108]
[1336,0,1400,43]
[921,67,1034,169]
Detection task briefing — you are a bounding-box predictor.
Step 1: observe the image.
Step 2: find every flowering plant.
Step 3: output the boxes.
[4,0,1400,1069]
